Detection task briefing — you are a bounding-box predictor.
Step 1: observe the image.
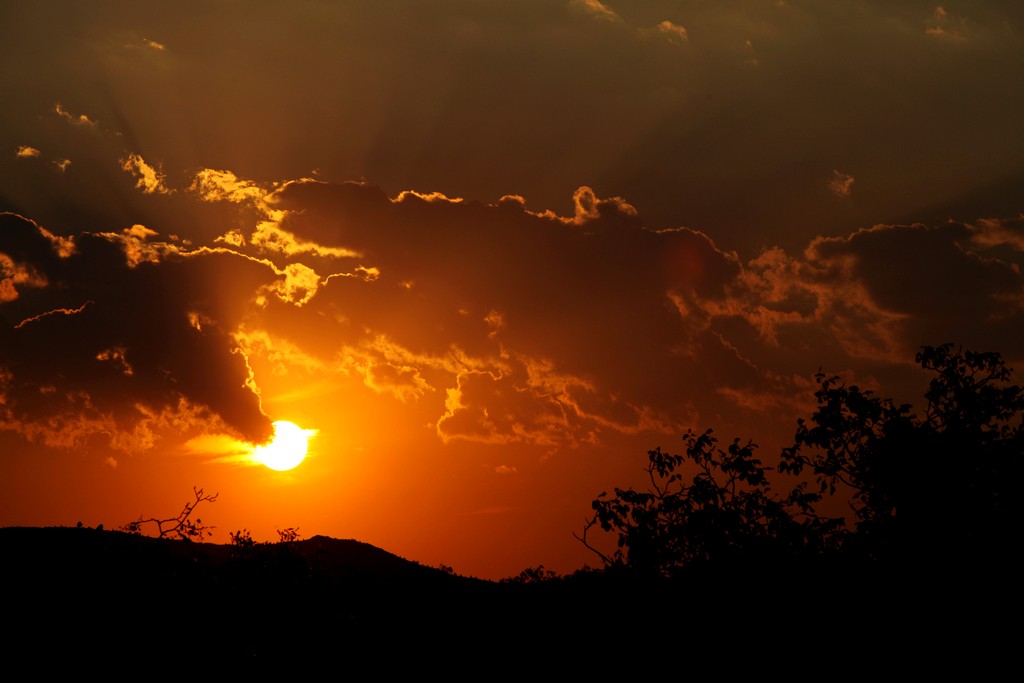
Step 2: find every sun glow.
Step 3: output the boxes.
[253,420,314,471]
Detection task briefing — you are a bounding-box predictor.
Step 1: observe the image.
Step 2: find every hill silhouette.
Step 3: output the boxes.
[2,523,1015,671]
[1,526,501,659]
[4,526,669,666]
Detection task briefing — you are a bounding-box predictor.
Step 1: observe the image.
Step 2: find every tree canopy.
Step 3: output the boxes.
[579,344,1024,579]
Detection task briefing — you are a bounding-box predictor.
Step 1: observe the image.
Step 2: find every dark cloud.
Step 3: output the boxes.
[6,167,1023,457]
[1,212,277,450]
[195,176,1016,450]
[676,217,1024,414]
[807,220,1024,357]
[237,181,776,444]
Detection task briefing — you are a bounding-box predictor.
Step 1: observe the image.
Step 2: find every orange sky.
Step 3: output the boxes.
[2,1,1024,579]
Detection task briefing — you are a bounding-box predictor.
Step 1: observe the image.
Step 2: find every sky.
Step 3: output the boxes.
[2,0,1023,579]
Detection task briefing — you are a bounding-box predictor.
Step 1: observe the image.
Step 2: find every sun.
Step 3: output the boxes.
[253,420,314,471]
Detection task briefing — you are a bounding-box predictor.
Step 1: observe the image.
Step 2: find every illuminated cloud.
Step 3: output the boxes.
[266,181,724,444]
[0,252,48,303]
[258,261,322,307]
[191,168,266,204]
[926,7,968,42]
[233,328,326,378]
[142,38,166,51]
[15,146,40,158]
[437,370,574,447]
[120,153,171,194]
[743,39,760,68]
[54,103,96,126]
[393,190,464,205]
[1,190,1024,594]
[250,222,359,260]
[53,159,71,172]
[190,172,355,264]
[14,301,93,330]
[546,185,637,225]
[570,0,620,23]
[7,161,1023,459]
[699,219,1024,367]
[829,170,855,197]
[95,224,174,266]
[653,20,688,44]
[970,216,1024,252]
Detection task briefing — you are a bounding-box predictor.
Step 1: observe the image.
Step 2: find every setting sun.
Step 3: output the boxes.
[253,421,315,471]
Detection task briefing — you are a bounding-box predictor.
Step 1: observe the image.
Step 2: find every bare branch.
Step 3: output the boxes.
[120,486,219,541]
[572,516,613,567]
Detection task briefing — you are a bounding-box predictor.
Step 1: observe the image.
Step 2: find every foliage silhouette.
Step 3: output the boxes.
[229,528,256,553]
[502,564,559,583]
[576,428,837,577]
[226,526,311,590]
[581,344,1023,577]
[120,486,218,541]
[781,343,1024,566]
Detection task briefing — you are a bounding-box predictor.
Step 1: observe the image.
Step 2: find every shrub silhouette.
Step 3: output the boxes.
[120,486,218,541]
[580,344,1023,577]
[502,565,559,583]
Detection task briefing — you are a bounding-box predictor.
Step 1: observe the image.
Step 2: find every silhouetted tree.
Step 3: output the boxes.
[781,343,1024,567]
[576,429,838,577]
[581,344,1023,578]
[120,486,218,541]
[276,527,301,544]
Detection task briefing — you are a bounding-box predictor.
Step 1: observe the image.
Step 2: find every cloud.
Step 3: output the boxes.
[191,171,357,262]
[53,159,71,172]
[653,20,688,45]
[233,328,326,378]
[15,146,40,158]
[249,222,359,260]
[0,212,281,450]
[926,7,968,43]
[54,103,96,126]
[191,168,266,204]
[805,221,1024,356]
[120,153,171,194]
[142,38,166,51]
[570,0,620,23]
[5,165,1023,461]
[14,301,93,329]
[393,189,464,205]
[970,216,1024,252]
[259,180,739,445]
[829,170,855,197]
[697,218,1024,368]
[563,185,637,224]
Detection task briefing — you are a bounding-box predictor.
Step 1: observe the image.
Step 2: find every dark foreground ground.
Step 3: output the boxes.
[1,526,1018,672]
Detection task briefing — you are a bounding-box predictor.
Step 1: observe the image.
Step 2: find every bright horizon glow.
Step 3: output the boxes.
[253,421,314,471]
